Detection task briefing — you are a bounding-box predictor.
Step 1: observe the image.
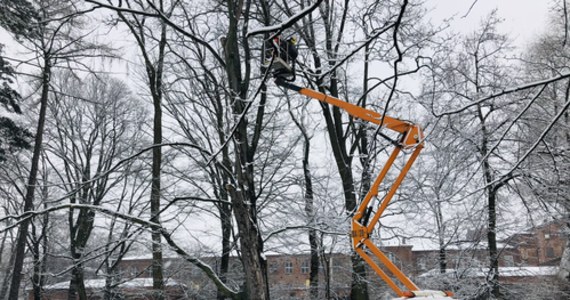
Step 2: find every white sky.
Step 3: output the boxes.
[428,0,550,48]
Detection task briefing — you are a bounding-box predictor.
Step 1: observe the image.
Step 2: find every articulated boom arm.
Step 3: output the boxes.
[276,78,426,297]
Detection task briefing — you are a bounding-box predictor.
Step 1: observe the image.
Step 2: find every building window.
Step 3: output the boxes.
[504,255,514,267]
[284,261,293,274]
[546,247,555,258]
[269,262,278,273]
[301,260,309,274]
[521,250,528,260]
[544,233,550,240]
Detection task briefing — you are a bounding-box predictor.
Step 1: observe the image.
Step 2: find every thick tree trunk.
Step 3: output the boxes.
[116,5,167,298]
[301,126,319,298]
[215,89,234,300]
[149,14,168,300]
[226,185,268,299]
[68,207,96,300]
[217,207,232,292]
[68,256,87,300]
[221,0,268,298]
[487,189,500,298]
[150,90,164,299]
[8,60,51,300]
[477,103,501,298]
[31,223,42,300]
[435,203,447,275]
[217,194,232,300]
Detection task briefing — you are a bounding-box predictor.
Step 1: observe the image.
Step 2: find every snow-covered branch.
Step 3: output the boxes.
[434,72,570,117]
[246,0,325,38]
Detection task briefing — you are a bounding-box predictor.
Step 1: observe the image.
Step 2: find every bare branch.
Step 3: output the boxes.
[434,72,570,117]
[246,0,325,38]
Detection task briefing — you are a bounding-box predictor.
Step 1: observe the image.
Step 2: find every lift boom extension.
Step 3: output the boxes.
[275,78,453,299]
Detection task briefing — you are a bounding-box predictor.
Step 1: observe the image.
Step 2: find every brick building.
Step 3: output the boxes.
[508,220,567,266]
[35,221,567,299]
[29,278,186,300]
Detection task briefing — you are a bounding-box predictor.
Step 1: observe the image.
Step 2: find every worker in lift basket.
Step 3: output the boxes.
[279,35,298,63]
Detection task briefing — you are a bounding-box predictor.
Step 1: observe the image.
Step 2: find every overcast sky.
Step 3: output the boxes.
[0,1,552,63]
[428,0,550,48]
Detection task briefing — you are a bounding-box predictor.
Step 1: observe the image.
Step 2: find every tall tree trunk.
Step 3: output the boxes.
[435,203,447,275]
[68,207,95,300]
[216,158,233,300]
[31,222,42,300]
[149,54,165,300]
[290,101,320,298]
[116,4,169,297]
[303,140,319,298]
[8,60,51,300]
[477,103,500,298]
[217,199,232,300]
[214,80,233,300]
[222,0,268,297]
[486,187,499,298]
[148,10,168,300]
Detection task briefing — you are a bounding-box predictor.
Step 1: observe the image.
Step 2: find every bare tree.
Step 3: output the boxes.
[84,0,307,298]
[287,97,321,298]
[419,11,559,298]
[518,7,570,289]
[3,1,109,298]
[103,1,175,298]
[160,21,237,298]
[41,71,148,299]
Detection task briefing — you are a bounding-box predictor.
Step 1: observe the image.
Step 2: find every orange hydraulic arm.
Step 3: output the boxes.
[275,78,424,297]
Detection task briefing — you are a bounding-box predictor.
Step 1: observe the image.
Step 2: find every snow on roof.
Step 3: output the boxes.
[44,278,184,290]
[407,239,514,252]
[419,266,558,278]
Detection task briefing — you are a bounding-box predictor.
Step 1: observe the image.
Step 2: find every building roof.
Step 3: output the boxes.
[43,278,184,290]
[419,266,558,278]
[408,240,514,252]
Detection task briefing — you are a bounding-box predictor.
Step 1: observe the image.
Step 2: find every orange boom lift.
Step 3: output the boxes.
[267,39,453,299]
